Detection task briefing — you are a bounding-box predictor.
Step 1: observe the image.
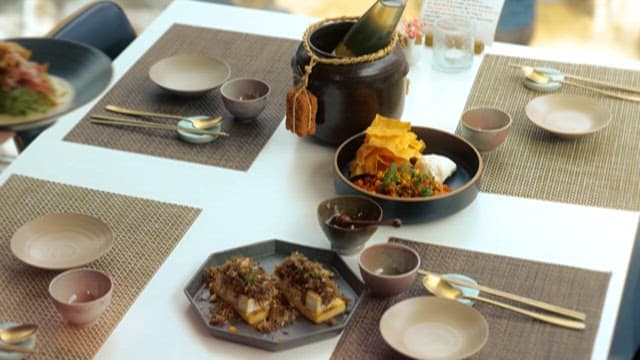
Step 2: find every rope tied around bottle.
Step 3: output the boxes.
[285,16,400,137]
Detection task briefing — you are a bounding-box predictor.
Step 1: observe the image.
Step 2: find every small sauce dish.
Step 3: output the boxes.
[523,66,564,92]
[177,116,223,144]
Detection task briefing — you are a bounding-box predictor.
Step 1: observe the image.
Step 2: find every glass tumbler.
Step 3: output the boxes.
[432,17,475,72]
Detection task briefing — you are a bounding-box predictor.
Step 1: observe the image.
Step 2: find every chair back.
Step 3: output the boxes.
[48,1,136,59]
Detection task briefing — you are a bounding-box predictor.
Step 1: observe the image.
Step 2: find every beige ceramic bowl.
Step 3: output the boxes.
[49,268,113,328]
[317,195,383,255]
[10,213,113,270]
[220,77,270,121]
[359,243,420,297]
[149,54,230,96]
[525,93,611,139]
[380,297,489,360]
[460,107,512,152]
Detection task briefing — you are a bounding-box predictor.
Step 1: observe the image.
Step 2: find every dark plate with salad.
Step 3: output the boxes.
[0,38,112,129]
[333,126,483,224]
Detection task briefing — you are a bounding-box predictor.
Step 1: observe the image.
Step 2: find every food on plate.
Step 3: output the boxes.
[274,252,347,324]
[348,114,455,197]
[0,41,73,120]
[205,256,296,332]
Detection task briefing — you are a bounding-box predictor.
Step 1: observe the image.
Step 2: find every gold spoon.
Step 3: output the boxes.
[422,273,586,330]
[105,105,222,129]
[520,66,640,102]
[0,323,37,344]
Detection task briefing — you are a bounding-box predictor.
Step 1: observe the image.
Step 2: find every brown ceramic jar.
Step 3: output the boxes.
[291,20,409,146]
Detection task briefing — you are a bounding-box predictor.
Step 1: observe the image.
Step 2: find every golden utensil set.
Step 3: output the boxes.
[418,270,587,330]
[90,105,228,137]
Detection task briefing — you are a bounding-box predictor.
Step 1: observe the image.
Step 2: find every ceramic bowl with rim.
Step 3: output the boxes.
[177,116,223,144]
[220,77,270,121]
[317,195,383,255]
[525,93,611,139]
[359,243,420,297]
[379,296,489,359]
[459,107,512,152]
[149,53,230,96]
[10,213,113,270]
[334,127,483,224]
[49,268,113,328]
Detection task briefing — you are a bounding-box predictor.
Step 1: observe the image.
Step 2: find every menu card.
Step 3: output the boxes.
[420,0,505,45]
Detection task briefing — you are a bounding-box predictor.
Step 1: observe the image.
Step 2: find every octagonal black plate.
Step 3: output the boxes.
[184,239,365,351]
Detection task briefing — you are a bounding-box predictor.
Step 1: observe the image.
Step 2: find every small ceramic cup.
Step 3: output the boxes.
[459,107,512,152]
[220,77,270,121]
[359,243,420,297]
[49,268,113,328]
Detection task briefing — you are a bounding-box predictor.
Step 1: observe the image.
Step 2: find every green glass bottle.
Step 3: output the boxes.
[334,0,408,57]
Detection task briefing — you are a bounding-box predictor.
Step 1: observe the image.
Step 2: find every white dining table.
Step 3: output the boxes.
[2,1,639,359]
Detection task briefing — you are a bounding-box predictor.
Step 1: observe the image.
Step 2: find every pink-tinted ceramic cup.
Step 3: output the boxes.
[48,268,113,328]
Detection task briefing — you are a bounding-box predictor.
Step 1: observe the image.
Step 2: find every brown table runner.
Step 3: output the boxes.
[64,24,299,171]
[332,237,610,359]
[460,54,640,211]
[0,175,201,359]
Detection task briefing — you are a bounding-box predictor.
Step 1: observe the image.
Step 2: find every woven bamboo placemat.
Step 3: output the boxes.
[0,175,201,359]
[64,24,299,171]
[460,54,640,210]
[332,237,610,359]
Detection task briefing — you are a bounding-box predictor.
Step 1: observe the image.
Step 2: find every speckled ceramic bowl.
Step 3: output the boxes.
[220,77,270,121]
[359,243,420,297]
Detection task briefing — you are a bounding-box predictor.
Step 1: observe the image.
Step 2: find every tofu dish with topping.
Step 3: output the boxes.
[0,41,73,121]
[274,252,347,324]
[204,252,348,333]
[205,256,296,332]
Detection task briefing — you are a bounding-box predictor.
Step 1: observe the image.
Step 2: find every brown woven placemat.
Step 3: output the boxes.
[64,24,299,171]
[460,54,640,210]
[332,237,610,359]
[0,175,201,359]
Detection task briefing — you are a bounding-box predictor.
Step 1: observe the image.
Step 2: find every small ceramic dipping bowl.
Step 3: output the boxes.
[460,107,512,152]
[149,53,230,96]
[317,195,383,255]
[220,77,270,121]
[177,116,222,144]
[359,243,420,297]
[49,268,113,328]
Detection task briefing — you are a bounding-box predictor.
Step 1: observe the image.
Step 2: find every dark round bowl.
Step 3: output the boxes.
[333,127,483,224]
[4,37,113,130]
[317,195,383,255]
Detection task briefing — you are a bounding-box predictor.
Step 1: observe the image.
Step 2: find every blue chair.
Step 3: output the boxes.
[47,0,136,60]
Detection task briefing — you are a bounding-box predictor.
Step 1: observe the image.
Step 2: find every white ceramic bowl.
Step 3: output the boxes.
[49,268,113,328]
[379,297,489,360]
[149,54,230,96]
[525,93,611,139]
